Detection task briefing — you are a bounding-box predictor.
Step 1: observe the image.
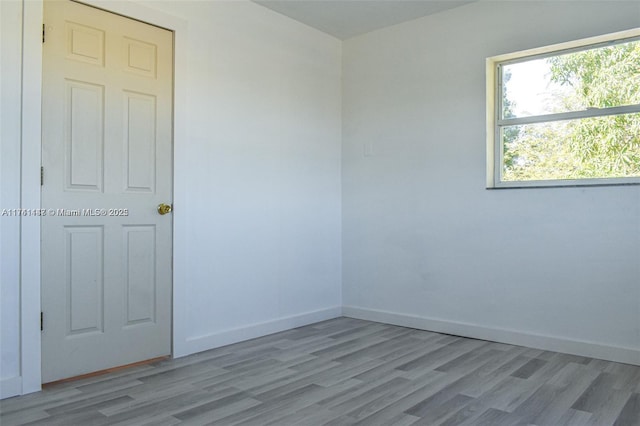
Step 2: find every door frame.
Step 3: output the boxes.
[20,0,188,394]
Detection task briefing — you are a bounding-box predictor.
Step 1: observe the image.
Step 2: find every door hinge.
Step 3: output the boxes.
[42,24,45,43]
[41,166,44,186]
[41,312,44,331]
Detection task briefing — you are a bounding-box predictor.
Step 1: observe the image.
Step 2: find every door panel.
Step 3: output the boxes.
[41,0,173,383]
[66,21,105,66]
[66,80,104,191]
[66,226,104,335]
[123,225,157,326]
[124,91,156,192]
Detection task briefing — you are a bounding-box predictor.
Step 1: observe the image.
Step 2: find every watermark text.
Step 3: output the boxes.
[1,208,129,217]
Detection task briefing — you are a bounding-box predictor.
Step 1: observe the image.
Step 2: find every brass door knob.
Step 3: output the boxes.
[157,203,172,215]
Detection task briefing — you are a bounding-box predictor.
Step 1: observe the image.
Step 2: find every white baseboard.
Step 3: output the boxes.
[178,306,343,357]
[1,376,22,399]
[343,306,640,366]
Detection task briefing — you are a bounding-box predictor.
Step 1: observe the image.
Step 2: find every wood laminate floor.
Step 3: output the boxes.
[1,318,639,426]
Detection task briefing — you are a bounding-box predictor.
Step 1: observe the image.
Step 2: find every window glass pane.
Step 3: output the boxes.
[502,113,640,181]
[502,39,640,119]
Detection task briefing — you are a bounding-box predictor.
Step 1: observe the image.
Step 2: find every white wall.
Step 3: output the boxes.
[1,0,342,397]
[145,0,343,355]
[0,0,24,399]
[342,1,640,365]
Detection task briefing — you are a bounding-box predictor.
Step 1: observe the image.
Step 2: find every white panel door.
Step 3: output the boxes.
[41,0,173,383]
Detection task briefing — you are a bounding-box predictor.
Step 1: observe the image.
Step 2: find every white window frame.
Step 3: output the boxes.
[486,28,640,189]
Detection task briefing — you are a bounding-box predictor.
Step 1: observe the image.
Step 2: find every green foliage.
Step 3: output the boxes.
[502,69,520,171]
[503,39,640,181]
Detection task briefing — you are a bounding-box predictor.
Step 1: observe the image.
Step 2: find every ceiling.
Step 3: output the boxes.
[253,0,475,40]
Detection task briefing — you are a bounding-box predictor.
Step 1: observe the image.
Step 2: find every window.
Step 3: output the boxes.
[486,29,640,188]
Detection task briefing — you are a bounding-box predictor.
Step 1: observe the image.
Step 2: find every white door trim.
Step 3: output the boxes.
[20,0,188,395]
[21,0,44,395]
